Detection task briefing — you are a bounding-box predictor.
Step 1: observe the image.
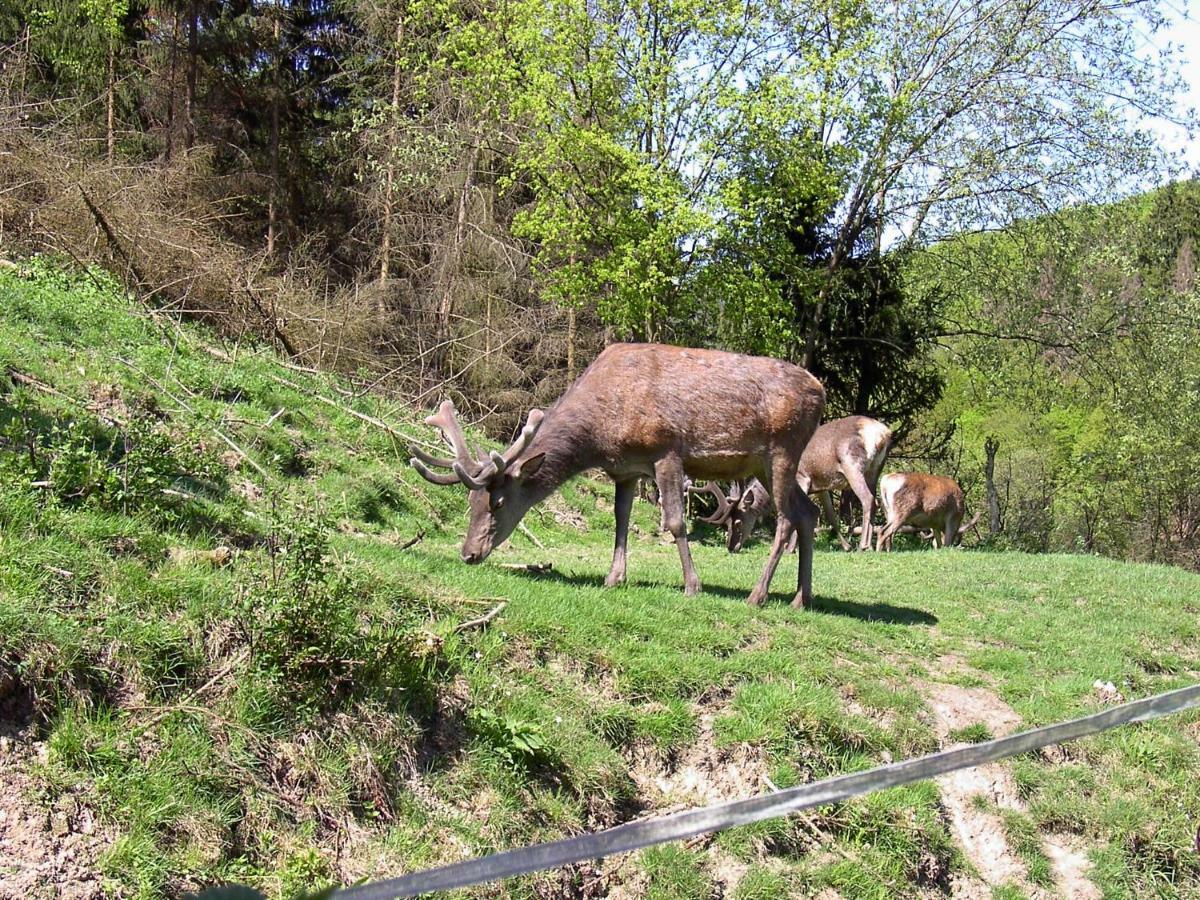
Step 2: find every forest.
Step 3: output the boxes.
[0,0,1197,566]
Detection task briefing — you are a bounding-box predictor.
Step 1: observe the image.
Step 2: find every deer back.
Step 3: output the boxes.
[546,344,824,479]
[798,416,892,492]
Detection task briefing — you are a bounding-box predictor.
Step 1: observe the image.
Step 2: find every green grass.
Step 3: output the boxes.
[1,259,1199,898]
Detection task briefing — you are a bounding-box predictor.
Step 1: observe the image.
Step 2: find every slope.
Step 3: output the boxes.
[0,259,1198,899]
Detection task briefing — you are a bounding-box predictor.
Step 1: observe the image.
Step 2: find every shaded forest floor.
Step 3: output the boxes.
[1,260,1198,898]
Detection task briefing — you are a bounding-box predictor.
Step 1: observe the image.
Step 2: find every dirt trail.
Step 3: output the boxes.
[625,696,768,811]
[0,729,106,899]
[919,668,1100,900]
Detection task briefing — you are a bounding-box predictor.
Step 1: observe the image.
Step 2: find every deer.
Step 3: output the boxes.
[689,416,892,553]
[874,472,980,551]
[410,343,826,608]
[689,479,770,553]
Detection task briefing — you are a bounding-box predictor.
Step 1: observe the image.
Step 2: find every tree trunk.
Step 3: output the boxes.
[267,11,280,256]
[106,38,116,162]
[185,0,197,149]
[165,12,179,160]
[379,12,404,283]
[984,436,1002,534]
[567,305,576,381]
[435,142,479,346]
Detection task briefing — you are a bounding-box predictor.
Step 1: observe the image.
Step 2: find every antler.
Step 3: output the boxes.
[425,400,477,466]
[689,481,734,524]
[485,409,545,477]
[739,481,763,511]
[409,401,545,488]
[410,400,485,487]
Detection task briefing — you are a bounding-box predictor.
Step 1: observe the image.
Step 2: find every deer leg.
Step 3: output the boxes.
[748,456,815,608]
[604,478,636,587]
[844,467,877,552]
[942,513,959,549]
[785,487,818,609]
[877,514,900,552]
[655,457,701,596]
[818,490,849,551]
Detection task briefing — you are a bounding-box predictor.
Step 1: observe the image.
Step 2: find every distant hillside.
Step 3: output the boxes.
[907,179,1200,570]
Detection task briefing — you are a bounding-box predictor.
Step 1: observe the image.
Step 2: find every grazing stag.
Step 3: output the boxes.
[690,416,892,553]
[688,479,770,553]
[410,344,825,608]
[875,473,980,551]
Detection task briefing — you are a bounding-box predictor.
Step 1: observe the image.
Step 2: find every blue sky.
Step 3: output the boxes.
[1151,2,1200,172]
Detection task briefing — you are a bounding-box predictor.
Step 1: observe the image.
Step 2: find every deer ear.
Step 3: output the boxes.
[513,452,546,480]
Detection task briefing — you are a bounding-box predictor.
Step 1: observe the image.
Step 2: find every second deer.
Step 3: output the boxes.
[691,416,892,553]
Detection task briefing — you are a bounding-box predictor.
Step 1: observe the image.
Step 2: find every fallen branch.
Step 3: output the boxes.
[79,187,155,298]
[8,369,68,398]
[114,357,269,478]
[453,601,507,634]
[397,530,425,551]
[518,522,545,550]
[7,370,122,426]
[265,372,408,443]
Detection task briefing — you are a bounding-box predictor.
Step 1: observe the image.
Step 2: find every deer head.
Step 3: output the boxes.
[688,480,769,552]
[410,400,546,562]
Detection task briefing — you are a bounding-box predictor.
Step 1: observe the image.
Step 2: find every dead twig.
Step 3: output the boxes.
[453,601,507,634]
[130,650,248,735]
[397,530,425,551]
[265,372,408,443]
[114,356,269,478]
[518,522,545,550]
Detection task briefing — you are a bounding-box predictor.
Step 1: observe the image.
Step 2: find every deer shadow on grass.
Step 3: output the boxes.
[806,595,937,625]
[508,567,937,625]
[514,565,751,601]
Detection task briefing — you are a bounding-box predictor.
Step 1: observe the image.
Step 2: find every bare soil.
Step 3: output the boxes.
[918,672,1101,900]
[0,727,107,900]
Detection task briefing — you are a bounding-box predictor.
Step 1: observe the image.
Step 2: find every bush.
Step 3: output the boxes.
[239,510,430,719]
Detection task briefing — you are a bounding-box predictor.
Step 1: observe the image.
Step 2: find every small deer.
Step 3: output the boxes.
[410,343,825,608]
[875,472,980,551]
[691,416,892,553]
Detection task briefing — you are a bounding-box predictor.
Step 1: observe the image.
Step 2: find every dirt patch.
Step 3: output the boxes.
[0,732,107,900]
[543,494,589,532]
[625,697,769,811]
[937,761,1029,888]
[919,675,1100,900]
[920,681,1022,741]
[706,846,750,896]
[1043,834,1101,900]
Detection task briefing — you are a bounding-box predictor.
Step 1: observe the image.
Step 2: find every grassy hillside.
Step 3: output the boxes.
[1,259,1199,899]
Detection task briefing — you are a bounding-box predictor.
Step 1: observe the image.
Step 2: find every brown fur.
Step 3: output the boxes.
[876,472,979,550]
[708,416,892,553]
[413,343,826,608]
[796,416,892,551]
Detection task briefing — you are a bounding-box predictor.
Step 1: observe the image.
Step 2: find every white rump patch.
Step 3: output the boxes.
[878,472,905,518]
[858,419,892,461]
